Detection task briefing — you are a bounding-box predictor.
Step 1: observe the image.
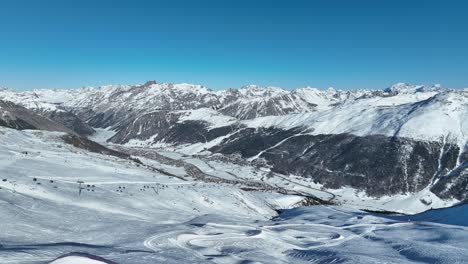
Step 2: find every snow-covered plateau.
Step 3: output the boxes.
[0,81,467,263]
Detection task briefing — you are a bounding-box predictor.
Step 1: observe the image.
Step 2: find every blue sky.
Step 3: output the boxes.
[1,0,467,90]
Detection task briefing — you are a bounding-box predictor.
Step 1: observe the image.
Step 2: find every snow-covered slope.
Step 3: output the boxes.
[0,89,95,135]
[0,100,75,133]
[393,203,468,226]
[1,126,468,264]
[243,90,467,146]
[0,126,301,263]
[0,87,79,112]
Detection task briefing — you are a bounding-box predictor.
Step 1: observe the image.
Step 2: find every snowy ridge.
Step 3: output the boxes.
[0,81,448,122]
[0,81,454,114]
[0,80,459,146]
[0,88,79,112]
[241,90,467,146]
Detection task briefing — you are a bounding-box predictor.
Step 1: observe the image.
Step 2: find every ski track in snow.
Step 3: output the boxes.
[146,208,406,261]
[140,205,468,264]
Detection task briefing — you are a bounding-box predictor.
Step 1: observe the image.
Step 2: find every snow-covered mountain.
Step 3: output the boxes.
[1,81,468,263]
[0,81,345,127]
[0,81,466,201]
[0,81,447,122]
[0,81,456,137]
[1,125,468,263]
[0,100,74,133]
[0,88,94,135]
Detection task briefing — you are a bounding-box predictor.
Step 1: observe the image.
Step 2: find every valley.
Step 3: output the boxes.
[0,82,467,263]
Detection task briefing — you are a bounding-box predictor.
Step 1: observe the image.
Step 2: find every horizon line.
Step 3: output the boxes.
[2,80,466,92]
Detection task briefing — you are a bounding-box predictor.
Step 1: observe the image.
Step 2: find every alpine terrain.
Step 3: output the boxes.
[0,81,467,264]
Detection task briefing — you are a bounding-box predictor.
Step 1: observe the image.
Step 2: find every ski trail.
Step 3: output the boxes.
[248,130,310,162]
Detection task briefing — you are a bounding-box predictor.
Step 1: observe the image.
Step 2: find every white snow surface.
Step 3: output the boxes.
[50,256,109,264]
[177,108,238,128]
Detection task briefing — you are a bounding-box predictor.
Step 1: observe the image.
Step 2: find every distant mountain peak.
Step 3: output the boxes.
[241,84,267,90]
[142,80,157,87]
[385,83,447,94]
[238,85,287,98]
[297,86,322,92]
[326,87,338,94]
[385,83,426,94]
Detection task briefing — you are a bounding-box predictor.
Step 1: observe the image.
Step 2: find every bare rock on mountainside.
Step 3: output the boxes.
[0,100,75,134]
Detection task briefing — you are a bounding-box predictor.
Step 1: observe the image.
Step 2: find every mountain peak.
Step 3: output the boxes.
[298,86,322,91]
[241,84,265,90]
[326,87,338,94]
[385,83,446,94]
[241,84,282,90]
[143,80,157,87]
[385,83,426,94]
[239,85,287,98]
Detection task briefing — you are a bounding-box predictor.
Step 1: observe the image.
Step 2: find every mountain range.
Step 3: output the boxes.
[1,81,468,263]
[1,81,466,203]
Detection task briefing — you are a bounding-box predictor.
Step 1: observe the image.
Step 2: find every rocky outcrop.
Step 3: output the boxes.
[431,149,468,200]
[108,111,183,144]
[37,109,95,136]
[0,100,75,134]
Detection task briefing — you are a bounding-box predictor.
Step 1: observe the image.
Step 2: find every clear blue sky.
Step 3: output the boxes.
[1,0,467,90]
